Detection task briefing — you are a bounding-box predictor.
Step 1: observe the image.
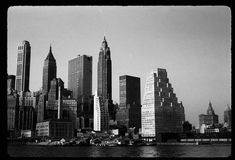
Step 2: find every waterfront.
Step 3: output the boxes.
[8,144,231,157]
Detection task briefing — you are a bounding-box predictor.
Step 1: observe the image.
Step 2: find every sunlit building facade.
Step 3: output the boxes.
[141,68,185,141]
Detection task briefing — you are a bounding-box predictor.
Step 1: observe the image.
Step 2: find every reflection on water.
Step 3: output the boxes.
[7,144,231,157]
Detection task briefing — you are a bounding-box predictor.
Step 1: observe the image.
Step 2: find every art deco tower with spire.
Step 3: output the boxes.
[42,45,57,93]
[97,37,112,100]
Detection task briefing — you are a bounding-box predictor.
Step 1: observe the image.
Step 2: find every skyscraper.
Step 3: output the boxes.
[68,55,92,100]
[141,68,185,142]
[68,55,93,129]
[97,37,115,120]
[15,40,31,92]
[97,37,112,100]
[42,45,57,93]
[116,75,141,129]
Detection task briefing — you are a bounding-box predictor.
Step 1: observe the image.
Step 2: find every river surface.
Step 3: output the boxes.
[7,144,231,157]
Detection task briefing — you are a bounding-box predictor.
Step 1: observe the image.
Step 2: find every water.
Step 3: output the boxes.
[7,144,231,157]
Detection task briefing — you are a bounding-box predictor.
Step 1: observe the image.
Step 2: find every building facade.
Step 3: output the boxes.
[7,75,15,95]
[17,91,37,131]
[199,101,219,127]
[116,75,141,130]
[15,40,31,92]
[46,78,64,120]
[97,37,115,120]
[224,105,232,128]
[93,91,109,131]
[141,69,185,141]
[68,55,92,100]
[62,99,79,131]
[97,37,112,100]
[7,93,19,132]
[68,55,93,129]
[36,120,73,138]
[42,45,57,93]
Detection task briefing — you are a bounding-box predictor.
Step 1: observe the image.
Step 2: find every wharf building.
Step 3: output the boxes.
[224,105,232,129]
[68,55,93,129]
[97,37,115,121]
[36,119,73,139]
[199,101,219,128]
[116,75,141,130]
[15,40,31,93]
[141,68,185,142]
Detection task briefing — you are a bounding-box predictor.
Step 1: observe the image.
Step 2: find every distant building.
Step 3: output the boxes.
[17,91,37,131]
[93,91,109,131]
[224,104,232,128]
[36,119,73,138]
[199,101,219,128]
[15,40,31,93]
[7,93,19,132]
[7,75,15,95]
[42,45,57,93]
[141,68,185,141]
[62,99,79,131]
[116,75,141,130]
[46,78,64,120]
[37,93,47,123]
[199,124,220,134]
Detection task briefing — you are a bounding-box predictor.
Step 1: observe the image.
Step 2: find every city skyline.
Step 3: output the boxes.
[7,6,231,127]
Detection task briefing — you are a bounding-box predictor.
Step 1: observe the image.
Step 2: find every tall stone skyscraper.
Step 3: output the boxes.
[141,68,185,142]
[97,37,112,100]
[15,40,31,92]
[97,37,115,120]
[42,45,57,93]
[68,55,92,100]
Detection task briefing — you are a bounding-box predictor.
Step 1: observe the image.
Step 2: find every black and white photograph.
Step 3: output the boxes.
[6,6,231,157]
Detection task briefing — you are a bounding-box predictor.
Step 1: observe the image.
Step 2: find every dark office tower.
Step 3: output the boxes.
[15,40,31,93]
[68,55,92,100]
[116,75,141,129]
[97,37,112,100]
[224,105,232,128]
[42,45,57,93]
[141,68,185,142]
[7,75,15,95]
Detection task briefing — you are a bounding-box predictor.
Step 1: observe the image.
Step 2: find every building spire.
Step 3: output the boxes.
[49,43,52,53]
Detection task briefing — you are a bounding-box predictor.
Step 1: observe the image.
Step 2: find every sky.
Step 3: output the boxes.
[7,6,231,127]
